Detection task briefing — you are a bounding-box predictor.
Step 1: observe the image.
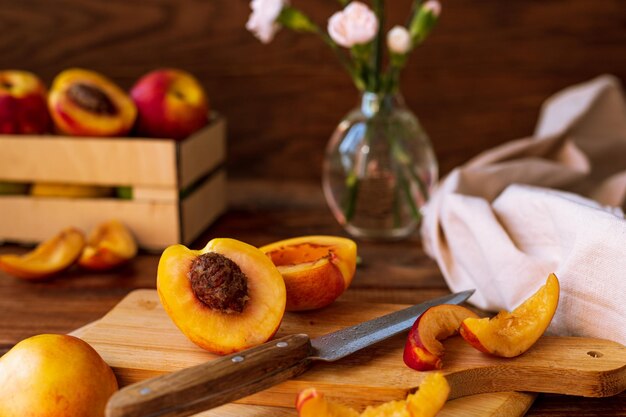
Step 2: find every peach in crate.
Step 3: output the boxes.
[0,115,227,250]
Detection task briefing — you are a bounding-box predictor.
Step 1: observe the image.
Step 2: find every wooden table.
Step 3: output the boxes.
[1,180,624,416]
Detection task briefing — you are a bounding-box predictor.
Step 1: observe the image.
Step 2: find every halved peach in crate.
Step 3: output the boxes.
[260,236,357,311]
[48,68,137,137]
[404,304,478,371]
[296,373,449,417]
[157,238,286,354]
[0,228,85,280]
[79,220,137,271]
[460,273,560,357]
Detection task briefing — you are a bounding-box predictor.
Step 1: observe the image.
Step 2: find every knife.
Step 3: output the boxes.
[105,290,474,417]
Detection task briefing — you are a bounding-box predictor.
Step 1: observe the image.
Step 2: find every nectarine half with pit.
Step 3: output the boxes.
[260,236,357,311]
[460,273,560,357]
[48,68,136,136]
[79,220,137,271]
[157,238,286,354]
[0,228,85,280]
[0,334,118,417]
[404,304,478,371]
[296,373,450,417]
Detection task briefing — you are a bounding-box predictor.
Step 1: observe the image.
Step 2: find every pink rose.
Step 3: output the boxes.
[423,0,442,17]
[387,26,411,54]
[246,0,288,44]
[328,2,379,48]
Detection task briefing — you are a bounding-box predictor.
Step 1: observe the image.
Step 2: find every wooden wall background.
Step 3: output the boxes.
[1,0,625,182]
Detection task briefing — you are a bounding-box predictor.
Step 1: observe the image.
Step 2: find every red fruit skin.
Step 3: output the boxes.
[0,93,50,134]
[130,69,209,140]
[403,313,442,371]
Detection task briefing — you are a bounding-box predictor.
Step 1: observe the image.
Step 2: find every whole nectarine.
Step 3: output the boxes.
[131,68,209,140]
[0,334,118,417]
[0,70,50,134]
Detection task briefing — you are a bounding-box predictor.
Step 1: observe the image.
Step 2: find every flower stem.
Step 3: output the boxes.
[372,0,385,92]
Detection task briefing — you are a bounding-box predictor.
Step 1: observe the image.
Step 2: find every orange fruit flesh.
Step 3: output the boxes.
[419,305,479,356]
[461,273,560,357]
[0,228,85,279]
[296,373,449,417]
[157,238,286,354]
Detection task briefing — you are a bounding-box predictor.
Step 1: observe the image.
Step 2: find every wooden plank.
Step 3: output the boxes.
[79,290,625,410]
[178,115,227,190]
[0,196,179,250]
[0,136,177,187]
[181,170,226,245]
[132,187,179,202]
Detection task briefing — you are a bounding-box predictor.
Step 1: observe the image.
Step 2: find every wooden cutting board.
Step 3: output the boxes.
[76,290,626,416]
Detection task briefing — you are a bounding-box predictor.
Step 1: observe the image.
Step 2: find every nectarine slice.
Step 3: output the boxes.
[260,236,357,311]
[0,228,85,280]
[157,238,286,354]
[296,388,359,417]
[404,304,478,371]
[460,273,560,357]
[79,220,137,271]
[296,373,450,417]
[406,372,450,417]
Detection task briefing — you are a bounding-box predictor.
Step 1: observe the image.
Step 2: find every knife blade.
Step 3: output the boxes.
[105,290,474,417]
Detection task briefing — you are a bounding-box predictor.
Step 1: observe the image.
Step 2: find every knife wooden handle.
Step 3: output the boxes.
[105,334,313,417]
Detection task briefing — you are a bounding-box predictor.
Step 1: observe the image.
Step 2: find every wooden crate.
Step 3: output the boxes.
[0,116,227,251]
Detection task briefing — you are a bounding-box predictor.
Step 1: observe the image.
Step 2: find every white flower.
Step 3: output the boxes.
[387,26,411,54]
[246,0,288,44]
[422,0,442,17]
[328,2,379,48]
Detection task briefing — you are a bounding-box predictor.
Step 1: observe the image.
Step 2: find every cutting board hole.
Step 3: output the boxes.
[587,351,603,358]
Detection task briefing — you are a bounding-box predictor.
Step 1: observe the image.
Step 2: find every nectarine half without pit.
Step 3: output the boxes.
[404,304,478,371]
[0,227,85,280]
[79,220,137,271]
[460,273,560,357]
[0,334,118,417]
[48,68,136,136]
[296,373,450,417]
[157,238,286,354]
[260,236,357,311]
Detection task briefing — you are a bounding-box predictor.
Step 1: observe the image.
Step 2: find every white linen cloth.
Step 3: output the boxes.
[421,75,626,344]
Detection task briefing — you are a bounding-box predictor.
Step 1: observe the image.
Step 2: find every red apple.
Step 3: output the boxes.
[403,304,478,371]
[130,69,209,140]
[0,70,50,134]
[460,273,560,358]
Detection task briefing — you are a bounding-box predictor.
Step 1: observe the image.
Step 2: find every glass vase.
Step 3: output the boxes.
[322,92,438,240]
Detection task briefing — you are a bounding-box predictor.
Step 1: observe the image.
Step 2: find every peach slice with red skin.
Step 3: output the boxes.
[79,220,137,271]
[296,372,450,417]
[0,228,85,280]
[157,238,286,354]
[260,236,357,311]
[404,304,479,371]
[460,273,560,357]
[48,68,136,137]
